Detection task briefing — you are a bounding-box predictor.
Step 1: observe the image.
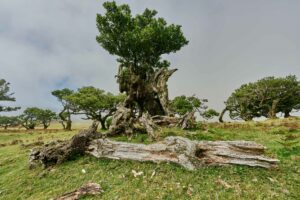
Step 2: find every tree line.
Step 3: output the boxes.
[1,74,300,130]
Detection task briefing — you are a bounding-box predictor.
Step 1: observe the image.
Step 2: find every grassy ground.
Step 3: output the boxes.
[0,119,299,199]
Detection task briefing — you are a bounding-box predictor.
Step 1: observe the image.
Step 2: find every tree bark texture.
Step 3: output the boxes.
[87,136,278,170]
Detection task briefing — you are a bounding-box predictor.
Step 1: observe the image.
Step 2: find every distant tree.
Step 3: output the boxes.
[36,109,57,129]
[51,88,74,130]
[19,107,41,130]
[267,75,300,118]
[0,116,19,129]
[170,95,219,120]
[201,109,220,120]
[170,95,200,116]
[220,75,300,122]
[65,86,125,130]
[0,79,20,113]
[19,107,56,130]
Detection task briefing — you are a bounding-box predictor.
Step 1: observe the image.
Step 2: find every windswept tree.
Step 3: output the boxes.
[0,79,20,113]
[65,86,124,130]
[19,107,41,130]
[219,75,300,122]
[51,89,74,130]
[170,95,219,120]
[96,1,188,135]
[36,109,57,129]
[0,116,19,129]
[19,107,56,130]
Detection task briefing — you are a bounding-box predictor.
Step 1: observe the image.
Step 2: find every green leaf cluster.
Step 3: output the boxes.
[19,107,56,129]
[0,79,20,112]
[225,75,300,120]
[170,95,219,120]
[96,1,188,72]
[64,86,125,129]
[0,116,19,129]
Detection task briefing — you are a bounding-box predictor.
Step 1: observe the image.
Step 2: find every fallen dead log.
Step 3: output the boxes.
[29,123,279,170]
[29,122,101,168]
[54,182,102,200]
[87,136,279,170]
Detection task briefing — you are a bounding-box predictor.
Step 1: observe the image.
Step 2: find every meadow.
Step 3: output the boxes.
[0,119,299,200]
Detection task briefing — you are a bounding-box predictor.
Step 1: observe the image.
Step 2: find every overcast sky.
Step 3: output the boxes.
[1,0,300,117]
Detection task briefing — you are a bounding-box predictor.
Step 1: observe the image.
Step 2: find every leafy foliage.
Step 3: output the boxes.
[0,79,20,112]
[170,95,219,120]
[19,107,56,130]
[36,109,57,129]
[201,109,220,120]
[223,75,300,121]
[96,1,188,72]
[65,86,125,129]
[0,116,19,129]
[51,88,74,130]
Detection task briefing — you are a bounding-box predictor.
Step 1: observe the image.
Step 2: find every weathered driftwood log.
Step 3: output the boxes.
[29,122,100,168]
[87,136,279,170]
[54,182,102,200]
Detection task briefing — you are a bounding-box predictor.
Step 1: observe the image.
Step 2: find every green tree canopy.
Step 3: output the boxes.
[19,107,56,130]
[36,109,57,129]
[170,95,219,120]
[0,79,20,112]
[221,75,300,121]
[0,116,19,129]
[51,88,74,130]
[19,107,40,130]
[96,1,188,72]
[65,86,125,130]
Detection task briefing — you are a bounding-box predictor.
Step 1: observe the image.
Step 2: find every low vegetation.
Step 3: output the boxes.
[0,119,299,199]
[1,1,299,199]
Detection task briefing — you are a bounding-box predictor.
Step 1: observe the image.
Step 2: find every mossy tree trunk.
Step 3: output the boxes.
[109,66,178,137]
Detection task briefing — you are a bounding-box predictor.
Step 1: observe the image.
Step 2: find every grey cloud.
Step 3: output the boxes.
[1,0,300,118]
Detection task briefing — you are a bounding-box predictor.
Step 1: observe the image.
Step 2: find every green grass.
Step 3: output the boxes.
[0,119,299,199]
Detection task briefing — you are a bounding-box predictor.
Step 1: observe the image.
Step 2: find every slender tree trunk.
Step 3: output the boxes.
[99,119,106,130]
[60,121,66,130]
[66,120,72,131]
[268,99,279,119]
[219,108,227,123]
[284,110,291,118]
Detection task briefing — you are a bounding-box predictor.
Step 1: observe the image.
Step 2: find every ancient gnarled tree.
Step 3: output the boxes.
[96,1,188,136]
